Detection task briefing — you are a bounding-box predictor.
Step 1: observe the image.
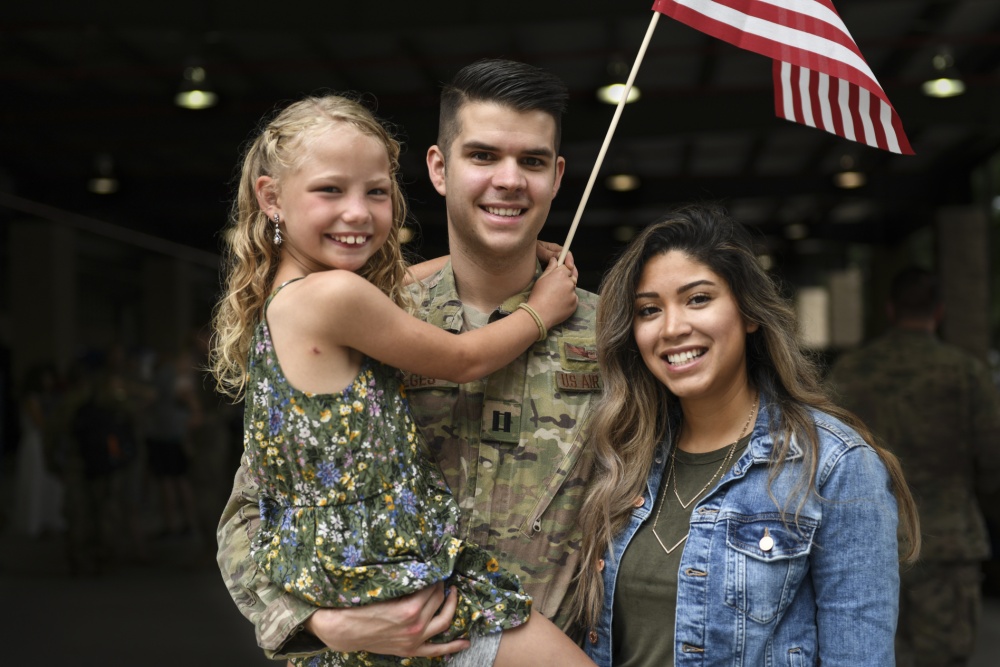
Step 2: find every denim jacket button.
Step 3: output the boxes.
[589,630,599,644]
[759,527,774,552]
[632,496,645,508]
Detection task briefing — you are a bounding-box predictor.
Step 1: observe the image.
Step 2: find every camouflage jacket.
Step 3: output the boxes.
[403,262,599,628]
[216,261,600,657]
[828,328,1000,562]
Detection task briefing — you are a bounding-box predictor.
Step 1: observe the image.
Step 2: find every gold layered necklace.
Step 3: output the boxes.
[650,395,758,556]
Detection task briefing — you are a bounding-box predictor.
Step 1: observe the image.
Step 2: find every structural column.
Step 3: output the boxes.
[8,220,77,383]
[936,205,991,361]
[142,257,194,358]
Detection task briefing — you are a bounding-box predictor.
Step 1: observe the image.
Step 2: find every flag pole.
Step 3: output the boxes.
[558,11,661,265]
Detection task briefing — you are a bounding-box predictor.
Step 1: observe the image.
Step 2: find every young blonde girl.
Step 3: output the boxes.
[211,94,594,667]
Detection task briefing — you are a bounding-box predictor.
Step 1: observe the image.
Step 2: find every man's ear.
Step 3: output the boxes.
[427,145,447,197]
[255,175,278,217]
[552,155,566,198]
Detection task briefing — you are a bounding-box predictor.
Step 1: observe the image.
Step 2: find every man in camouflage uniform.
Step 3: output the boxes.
[216,59,600,661]
[828,266,1000,667]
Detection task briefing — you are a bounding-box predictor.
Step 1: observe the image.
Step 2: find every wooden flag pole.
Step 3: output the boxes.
[558,11,661,265]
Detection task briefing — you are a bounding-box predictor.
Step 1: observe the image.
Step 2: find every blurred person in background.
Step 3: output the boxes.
[830,266,1000,667]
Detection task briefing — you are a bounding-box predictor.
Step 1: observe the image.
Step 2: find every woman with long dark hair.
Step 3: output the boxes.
[570,204,919,666]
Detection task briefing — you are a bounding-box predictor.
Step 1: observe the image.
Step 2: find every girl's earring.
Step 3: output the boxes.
[272,213,282,245]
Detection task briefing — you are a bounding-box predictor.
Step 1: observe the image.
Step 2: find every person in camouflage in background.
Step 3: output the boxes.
[216,59,600,663]
[829,266,1000,667]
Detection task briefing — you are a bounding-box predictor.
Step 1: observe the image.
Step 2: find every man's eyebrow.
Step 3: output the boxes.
[460,140,498,153]
[460,140,554,158]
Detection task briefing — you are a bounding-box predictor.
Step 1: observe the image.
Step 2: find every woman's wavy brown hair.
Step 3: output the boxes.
[569,203,919,632]
[210,93,411,399]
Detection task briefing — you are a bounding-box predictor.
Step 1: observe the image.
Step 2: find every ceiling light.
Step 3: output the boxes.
[605,173,641,192]
[175,65,218,109]
[834,170,866,189]
[597,83,641,105]
[784,223,809,240]
[87,153,119,195]
[833,154,866,189]
[597,57,640,105]
[613,225,637,243]
[921,48,966,98]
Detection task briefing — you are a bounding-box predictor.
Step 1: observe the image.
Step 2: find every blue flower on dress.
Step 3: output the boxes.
[342,545,363,567]
[398,488,418,515]
[406,561,429,580]
[316,462,340,488]
[259,498,275,525]
[269,406,284,434]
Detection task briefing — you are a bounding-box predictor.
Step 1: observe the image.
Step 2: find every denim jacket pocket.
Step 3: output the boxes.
[723,514,817,623]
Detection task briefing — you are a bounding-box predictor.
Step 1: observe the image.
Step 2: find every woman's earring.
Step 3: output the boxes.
[272,213,282,245]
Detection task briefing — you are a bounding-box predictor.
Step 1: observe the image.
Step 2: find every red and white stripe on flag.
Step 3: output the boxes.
[652,0,913,154]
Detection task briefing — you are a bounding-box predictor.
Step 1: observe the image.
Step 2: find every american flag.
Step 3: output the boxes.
[652,0,913,154]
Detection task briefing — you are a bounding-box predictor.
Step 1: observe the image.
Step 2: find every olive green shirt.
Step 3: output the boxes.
[612,437,750,667]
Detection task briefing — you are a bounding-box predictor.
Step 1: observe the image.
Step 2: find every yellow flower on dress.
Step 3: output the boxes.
[339,404,352,416]
[352,400,363,412]
[319,409,332,423]
[486,558,500,573]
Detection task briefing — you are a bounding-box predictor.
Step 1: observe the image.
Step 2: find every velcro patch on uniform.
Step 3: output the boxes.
[481,399,522,444]
[401,373,458,391]
[555,371,602,392]
[559,337,599,371]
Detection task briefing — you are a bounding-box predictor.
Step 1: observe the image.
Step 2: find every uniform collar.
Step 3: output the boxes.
[423,259,542,327]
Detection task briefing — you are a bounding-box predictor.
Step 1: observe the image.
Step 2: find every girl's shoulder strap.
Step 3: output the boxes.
[264,276,305,309]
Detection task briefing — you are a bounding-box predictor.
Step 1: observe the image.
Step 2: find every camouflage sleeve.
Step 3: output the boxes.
[968,362,1000,496]
[216,461,326,659]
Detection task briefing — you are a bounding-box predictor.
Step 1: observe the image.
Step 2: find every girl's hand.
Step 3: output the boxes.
[526,257,579,331]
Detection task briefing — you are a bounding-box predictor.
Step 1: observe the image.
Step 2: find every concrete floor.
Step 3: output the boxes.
[2,458,998,666]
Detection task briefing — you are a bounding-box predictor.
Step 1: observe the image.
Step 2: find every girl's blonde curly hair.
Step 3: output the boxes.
[210,94,411,399]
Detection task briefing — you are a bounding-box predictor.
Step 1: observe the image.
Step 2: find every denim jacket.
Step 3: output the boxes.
[585,397,900,666]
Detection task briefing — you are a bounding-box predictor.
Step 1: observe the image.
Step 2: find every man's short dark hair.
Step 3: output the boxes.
[437,58,568,157]
[890,266,941,319]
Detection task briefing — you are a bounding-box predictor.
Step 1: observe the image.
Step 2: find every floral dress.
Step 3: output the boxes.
[245,282,532,666]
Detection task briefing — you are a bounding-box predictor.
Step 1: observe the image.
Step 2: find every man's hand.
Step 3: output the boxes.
[303,582,469,657]
[536,240,575,271]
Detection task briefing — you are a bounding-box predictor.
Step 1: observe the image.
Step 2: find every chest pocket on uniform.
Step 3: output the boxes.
[723,514,817,623]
